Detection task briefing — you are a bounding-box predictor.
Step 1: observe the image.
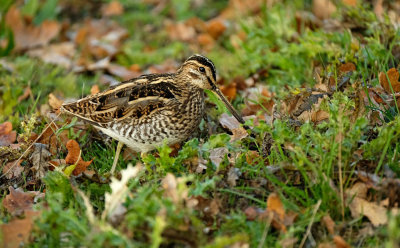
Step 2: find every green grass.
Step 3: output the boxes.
[1,0,400,247]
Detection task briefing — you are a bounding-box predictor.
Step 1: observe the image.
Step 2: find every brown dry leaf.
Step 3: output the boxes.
[379,68,400,93]
[206,19,227,39]
[0,121,17,146]
[227,167,240,187]
[242,87,275,116]
[17,86,31,103]
[220,82,237,101]
[348,196,389,227]
[65,140,93,176]
[209,147,229,169]
[342,0,357,6]
[2,187,43,216]
[312,0,336,19]
[267,192,285,220]
[30,143,52,178]
[339,62,356,73]
[107,64,140,80]
[311,109,329,123]
[219,113,248,141]
[333,235,351,248]
[322,214,335,235]
[37,122,69,155]
[166,21,197,42]
[90,85,100,95]
[5,5,60,51]
[2,160,24,180]
[374,0,384,20]
[257,193,298,233]
[74,19,128,60]
[197,33,215,49]
[102,0,124,17]
[1,210,40,248]
[48,93,64,111]
[27,42,75,69]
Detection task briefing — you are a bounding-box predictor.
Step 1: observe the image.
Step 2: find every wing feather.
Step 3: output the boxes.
[61,74,180,126]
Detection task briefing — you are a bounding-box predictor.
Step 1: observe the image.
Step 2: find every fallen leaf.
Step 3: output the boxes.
[5,5,60,51]
[339,62,356,73]
[17,86,31,102]
[2,187,44,216]
[0,121,17,146]
[312,0,336,19]
[342,0,357,6]
[322,214,335,235]
[333,235,351,248]
[1,210,40,248]
[379,68,400,93]
[102,0,124,17]
[374,0,383,20]
[209,147,229,169]
[220,82,237,101]
[219,113,248,141]
[65,140,93,176]
[90,85,100,95]
[2,160,24,180]
[197,33,215,49]
[102,164,142,221]
[28,42,75,69]
[107,63,140,80]
[227,167,240,187]
[257,193,298,233]
[48,93,64,111]
[267,193,285,220]
[30,143,52,178]
[166,21,196,42]
[244,206,261,221]
[37,122,69,154]
[206,19,227,39]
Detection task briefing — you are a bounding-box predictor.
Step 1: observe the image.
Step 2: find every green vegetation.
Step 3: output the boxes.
[1,0,400,247]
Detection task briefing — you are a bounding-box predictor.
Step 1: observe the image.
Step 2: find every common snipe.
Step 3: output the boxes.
[61,55,246,173]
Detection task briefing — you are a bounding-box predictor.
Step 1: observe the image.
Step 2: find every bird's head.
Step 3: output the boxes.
[178,54,245,125]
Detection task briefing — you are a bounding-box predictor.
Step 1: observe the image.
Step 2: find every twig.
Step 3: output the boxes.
[299,199,322,248]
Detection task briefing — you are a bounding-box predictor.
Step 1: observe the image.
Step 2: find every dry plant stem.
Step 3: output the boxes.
[110,141,124,175]
[338,110,345,220]
[299,199,322,248]
[257,213,272,248]
[0,112,62,180]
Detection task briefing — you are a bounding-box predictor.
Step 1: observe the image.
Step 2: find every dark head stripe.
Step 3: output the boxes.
[186,54,216,81]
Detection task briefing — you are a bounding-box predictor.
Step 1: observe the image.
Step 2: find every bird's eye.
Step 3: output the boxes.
[199,67,205,73]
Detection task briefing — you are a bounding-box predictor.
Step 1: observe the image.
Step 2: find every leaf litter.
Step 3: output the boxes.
[1,0,400,247]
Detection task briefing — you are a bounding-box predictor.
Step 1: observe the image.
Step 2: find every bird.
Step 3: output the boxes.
[61,54,246,174]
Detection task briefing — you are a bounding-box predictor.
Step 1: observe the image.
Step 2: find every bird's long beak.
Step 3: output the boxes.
[212,86,246,125]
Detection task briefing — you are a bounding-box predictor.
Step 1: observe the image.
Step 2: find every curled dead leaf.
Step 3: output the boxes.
[65,140,93,176]
[206,19,227,39]
[48,93,64,111]
[2,160,24,180]
[379,68,400,93]
[0,121,17,146]
[5,5,60,51]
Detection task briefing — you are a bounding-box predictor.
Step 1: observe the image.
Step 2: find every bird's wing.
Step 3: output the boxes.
[61,74,180,126]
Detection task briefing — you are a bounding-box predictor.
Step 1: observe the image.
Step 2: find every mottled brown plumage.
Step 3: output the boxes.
[61,55,245,154]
